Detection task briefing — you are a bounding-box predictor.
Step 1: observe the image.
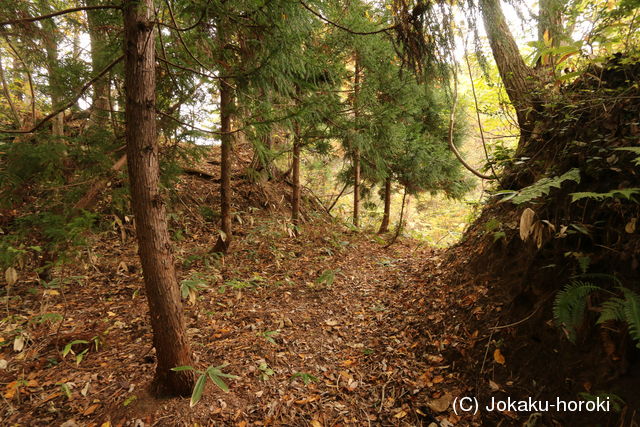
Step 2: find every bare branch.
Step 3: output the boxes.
[448,67,496,180]
[299,1,396,36]
[153,0,211,32]
[0,5,121,26]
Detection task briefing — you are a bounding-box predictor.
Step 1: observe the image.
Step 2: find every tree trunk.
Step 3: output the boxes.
[291,122,301,232]
[378,176,391,234]
[86,0,111,128]
[0,53,22,127]
[384,185,407,248]
[212,75,234,253]
[480,0,538,133]
[123,0,194,396]
[352,55,361,228]
[6,40,35,126]
[39,1,64,136]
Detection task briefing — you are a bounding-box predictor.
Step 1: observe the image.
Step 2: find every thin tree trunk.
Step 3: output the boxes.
[86,0,111,128]
[291,122,301,233]
[11,53,24,103]
[353,150,360,227]
[4,38,35,126]
[378,176,391,234]
[480,0,537,133]
[0,53,22,127]
[123,0,194,396]
[212,75,234,253]
[39,0,64,136]
[385,185,407,248]
[353,55,361,228]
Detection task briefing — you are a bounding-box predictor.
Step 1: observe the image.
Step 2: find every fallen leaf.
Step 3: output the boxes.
[81,382,90,397]
[13,335,24,352]
[4,381,18,399]
[295,395,319,405]
[394,410,407,419]
[83,403,100,416]
[626,218,637,234]
[428,393,452,413]
[494,349,506,365]
[519,208,536,241]
[4,267,18,286]
[42,392,61,403]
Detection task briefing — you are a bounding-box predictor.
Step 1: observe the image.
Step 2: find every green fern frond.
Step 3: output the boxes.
[614,147,640,166]
[571,188,640,203]
[622,288,640,348]
[553,281,601,343]
[597,297,625,324]
[512,168,581,205]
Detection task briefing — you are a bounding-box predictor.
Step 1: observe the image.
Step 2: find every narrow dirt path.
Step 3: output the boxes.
[2,214,484,426]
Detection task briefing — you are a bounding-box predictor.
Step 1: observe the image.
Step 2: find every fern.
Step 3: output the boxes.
[597,297,625,324]
[553,281,601,343]
[622,288,640,348]
[564,285,640,349]
[614,147,640,166]
[571,188,640,203]
[511,168,581,205]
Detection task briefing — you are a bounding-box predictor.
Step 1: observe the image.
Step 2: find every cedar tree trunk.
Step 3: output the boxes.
[378,176,391,234]
[86,0,111,128]
[352,55,361,228]
[212,74,234,253]
[480,0,537,132]
[123,0,194,396]
[291,122,301,231]
[39,1,64,136]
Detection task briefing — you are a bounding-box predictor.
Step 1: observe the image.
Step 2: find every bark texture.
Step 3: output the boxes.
[212,74,234,253]
[353,56,361,228]
[480,0,538,132]
[0,56,21,126]
[123,0,194,396]
[378,177,391,234]
[39,0,64,136]
[291,122,301,231]
[86,0,111,128]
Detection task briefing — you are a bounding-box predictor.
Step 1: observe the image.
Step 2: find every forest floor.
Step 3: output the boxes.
[6,154,628,427]
[1,224,489,425]
[0,165,499,426]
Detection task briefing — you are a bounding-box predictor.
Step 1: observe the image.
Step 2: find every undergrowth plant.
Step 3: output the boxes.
[171,364,239,407]
[554,280,640,347]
